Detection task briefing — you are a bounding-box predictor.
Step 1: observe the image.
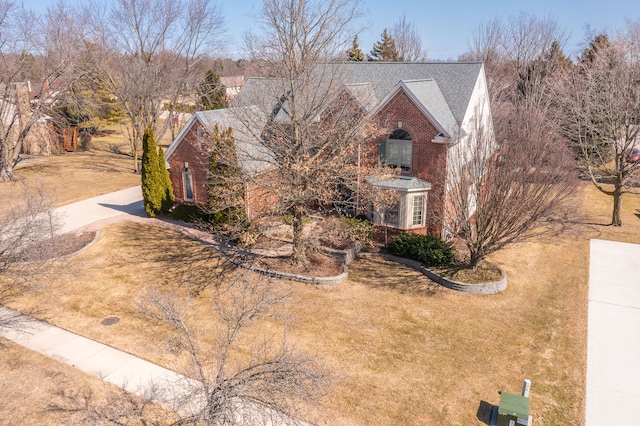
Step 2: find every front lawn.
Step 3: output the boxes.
[4,181,640,424]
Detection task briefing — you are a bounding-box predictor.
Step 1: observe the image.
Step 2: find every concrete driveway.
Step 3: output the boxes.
[52,186,144,234]
[587,239,640,425]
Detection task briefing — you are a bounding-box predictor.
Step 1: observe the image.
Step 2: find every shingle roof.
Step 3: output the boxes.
[365,175,432,191]
[167,106,274,176]
[401,79,458,136]
[235,62,484,126]
[344,82,378,112]
[315,62,483,124]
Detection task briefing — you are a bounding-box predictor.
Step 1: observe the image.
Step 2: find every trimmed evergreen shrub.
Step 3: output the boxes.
[389,233,454,267]
[141,127,173,217]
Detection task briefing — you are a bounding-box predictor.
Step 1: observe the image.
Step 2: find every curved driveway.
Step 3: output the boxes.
[53,185,145,234]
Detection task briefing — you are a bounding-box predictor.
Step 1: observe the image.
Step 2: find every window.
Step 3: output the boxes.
[196,126,202,147]
[385,129,412,173]
[412,195,425,226]
[183,169,194,201]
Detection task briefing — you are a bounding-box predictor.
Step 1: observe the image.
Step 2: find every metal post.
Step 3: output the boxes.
[522,379,531,397]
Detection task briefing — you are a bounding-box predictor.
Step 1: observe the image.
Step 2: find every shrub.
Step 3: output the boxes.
[340,216,374,244]
[169,204,208,222]
[389,233,453,267]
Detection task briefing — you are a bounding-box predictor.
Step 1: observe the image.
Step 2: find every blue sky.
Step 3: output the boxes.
[26,0,638,59]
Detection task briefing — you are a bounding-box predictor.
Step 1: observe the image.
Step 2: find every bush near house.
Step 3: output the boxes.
[389,233,454,267]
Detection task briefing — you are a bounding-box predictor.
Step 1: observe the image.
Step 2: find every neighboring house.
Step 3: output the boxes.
[220,76,245,101]
[166,62,493,238]
[1,81,59,156]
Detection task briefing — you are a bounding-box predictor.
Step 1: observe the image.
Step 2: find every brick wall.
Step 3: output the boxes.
[365,89,449,235]
[167,122,210,206]
[168,122,279,221]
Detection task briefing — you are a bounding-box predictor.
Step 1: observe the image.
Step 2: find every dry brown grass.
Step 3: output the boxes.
[5,179,640,424]
[8,125,140,208]
[0,337,113,425]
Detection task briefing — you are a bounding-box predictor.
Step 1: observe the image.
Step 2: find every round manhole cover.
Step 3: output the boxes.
[101,316,120,326]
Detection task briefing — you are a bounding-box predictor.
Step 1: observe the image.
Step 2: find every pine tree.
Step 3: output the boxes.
[368,29,400,62]
[196,68,227,110]
[580,34,610,64]
[141,127,173,217]
[158,144,175,214]
[346,35,365,61]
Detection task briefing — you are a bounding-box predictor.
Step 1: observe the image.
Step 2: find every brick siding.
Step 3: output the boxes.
[364,88,449,235]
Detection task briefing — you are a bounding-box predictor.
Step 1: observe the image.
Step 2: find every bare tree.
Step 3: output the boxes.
[554,27,640,226]
[238,0,372,265]
[390,14,426,62]
[82,0,225,172]
[462,13,567,110]
[501,13,567,72]
[0,183,65,330]
[0,1,83,181]
[54,272,330,425]
[447,105,577,268]
[463,18,504,68]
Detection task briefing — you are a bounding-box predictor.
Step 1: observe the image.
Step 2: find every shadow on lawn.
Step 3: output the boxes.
[476,400,494,425]
[105,222,237,297]
[349,257,440,296]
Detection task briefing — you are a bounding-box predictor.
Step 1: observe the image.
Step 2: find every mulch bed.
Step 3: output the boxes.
[252,250,344,277]
[20,232,96,263]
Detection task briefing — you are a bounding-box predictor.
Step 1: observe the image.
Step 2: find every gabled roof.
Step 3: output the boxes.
[344,82,378,112]
[374,79,458,137]
[165,106,274,176]
[234,62,484,129]
[312,62,484,124]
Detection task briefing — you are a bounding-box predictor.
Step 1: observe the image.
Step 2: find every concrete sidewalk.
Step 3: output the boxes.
[586,239,640,425]
[0,307,312,424]
[3,186,313,424]
[0,306,196,411]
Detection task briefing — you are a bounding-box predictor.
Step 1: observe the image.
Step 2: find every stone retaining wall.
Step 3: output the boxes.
[359,252,507,294]
[240,263,349,286]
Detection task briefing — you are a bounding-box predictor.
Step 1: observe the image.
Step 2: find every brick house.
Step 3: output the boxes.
[165,62,492,238]
[164,106,275,219]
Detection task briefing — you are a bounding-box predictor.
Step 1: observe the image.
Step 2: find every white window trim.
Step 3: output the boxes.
[411,194,425,227]
[183,169,194,202]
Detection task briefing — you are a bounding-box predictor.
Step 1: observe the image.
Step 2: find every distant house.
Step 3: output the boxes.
[1,81,59,156]
[220,76,245,101]
[165,62,493,238]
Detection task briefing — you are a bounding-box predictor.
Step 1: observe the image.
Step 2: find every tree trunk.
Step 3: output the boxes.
[468,248,482,270]
[291,207,307,266]
[0,141,13,181]
[133,148,140,173]
[612,183,623,226]
[0,165,13,181]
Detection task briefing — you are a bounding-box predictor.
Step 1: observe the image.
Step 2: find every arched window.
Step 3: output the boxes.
[385,129,412,173]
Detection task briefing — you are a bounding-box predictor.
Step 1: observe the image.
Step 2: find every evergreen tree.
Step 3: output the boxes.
[207,125,246,227]
[368,28,400,62]
[141,127,173,217]
[580,34,610,64]
[345,35,365,61]
[158,144,175,214]
[196,68,227,110]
